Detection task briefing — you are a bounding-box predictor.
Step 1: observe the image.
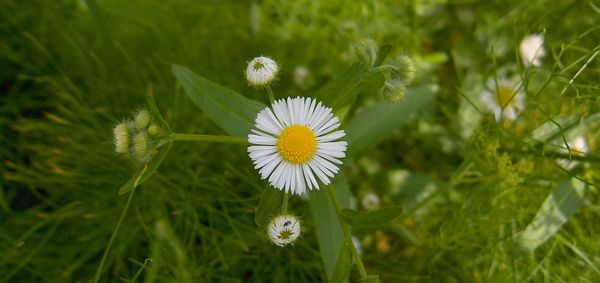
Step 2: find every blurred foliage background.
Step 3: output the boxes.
[1,0,600,282]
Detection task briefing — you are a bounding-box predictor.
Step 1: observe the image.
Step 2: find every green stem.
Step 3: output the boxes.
[169,133,248,145]
[93,185,137,283]
[281,193,289,213]
[326,186,368,280]
[266,86,275,103]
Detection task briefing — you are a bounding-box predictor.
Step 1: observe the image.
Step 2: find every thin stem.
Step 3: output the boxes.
[93,185,137,283]
[326,186,368,280]
[266,86,275,103]
[281,193,289,213]
[169,133,248,145]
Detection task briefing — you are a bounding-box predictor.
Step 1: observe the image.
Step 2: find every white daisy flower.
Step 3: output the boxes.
[361,192,381,211]
[246,56,279,86]
[268,214,301,247]
[520,34,545,67]
[557,137,589,170]
[247,97,348,195]
[481,77,525,122]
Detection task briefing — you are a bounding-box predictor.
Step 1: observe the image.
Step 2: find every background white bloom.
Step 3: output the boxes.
[520,34,545,67]
[248,97,347,195]
[481,77,525,122]
[246,56,279,86]
[557,137,588,170]
[361,192,381,211]
[268,214,301,247]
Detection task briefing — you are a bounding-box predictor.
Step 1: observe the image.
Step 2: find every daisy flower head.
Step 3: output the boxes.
[247,97,348,195]
[481,77,525,122]
[268,214,301,247]
[520,34,545,67]
[557,136,589,170]
[246,56,279,87]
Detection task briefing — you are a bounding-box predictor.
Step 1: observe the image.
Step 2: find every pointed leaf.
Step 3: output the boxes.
[313,62,370,113]
[254,187,285,227]
[118,142,172,195]
[346,84,436,156]
[341,206,403,228]
[172,65,265,136]
[515,178,586,252]
[309,172,350,281]
[329,244,352,283]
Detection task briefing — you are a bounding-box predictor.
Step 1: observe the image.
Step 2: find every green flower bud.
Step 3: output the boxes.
[147,123,160,136]
[353,38,378,68]
[133,132,150,163]
[381,79,407,104]
[113,123,130,154]
[134,110,151,129]
[391,55,416,85]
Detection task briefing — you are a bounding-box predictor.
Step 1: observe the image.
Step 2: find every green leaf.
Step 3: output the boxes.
[172,64,265,136]
[345,84,436,156]
[329,243,352,283]
[313,62,371,114]
[374,44,392,66]
[362,275,381,283]
[515,178,586,252]
[254,187,284,227]
[309,172,350,282]
[341,206,403,228]
[146,86,171,132]
[118,142,172,195]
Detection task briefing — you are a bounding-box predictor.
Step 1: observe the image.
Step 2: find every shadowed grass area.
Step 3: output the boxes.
[1,0,600,282]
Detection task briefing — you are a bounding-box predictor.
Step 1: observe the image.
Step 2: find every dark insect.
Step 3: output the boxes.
[283,220,292,226]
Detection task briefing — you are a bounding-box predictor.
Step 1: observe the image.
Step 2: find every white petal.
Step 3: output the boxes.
[317,130,345,142]
[248,134,277,145]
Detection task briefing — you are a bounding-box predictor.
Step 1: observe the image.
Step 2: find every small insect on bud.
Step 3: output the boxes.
[391,55,416,85]
[113,123,130,154]
[246,56,279,87]
[361,192,381,211]
[134,109,152,129]
[268,214,301,247]
[147,123,160,136]
[133,132,151,163]
[353,38,378,68]
[381,79,407,104]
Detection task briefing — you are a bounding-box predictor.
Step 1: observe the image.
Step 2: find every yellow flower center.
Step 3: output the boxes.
[277,125,317,164]
[495,87,516,107]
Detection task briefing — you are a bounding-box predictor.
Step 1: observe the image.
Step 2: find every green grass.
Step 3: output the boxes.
[1,0,600,282]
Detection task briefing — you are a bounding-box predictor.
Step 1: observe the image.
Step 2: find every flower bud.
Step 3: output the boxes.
[113,123,130,154]
[361,192,381,211]
[246,56,279,87]
[134,110,151,129]
[147,123,160,136]
[133,132,151,163]
[353,38,378,68]
[268,214,301,247]
[391,55,416,85]
[381,79,407,104]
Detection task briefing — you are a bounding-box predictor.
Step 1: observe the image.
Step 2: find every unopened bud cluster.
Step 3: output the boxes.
[113,109,165,163]
[381,55,416,104]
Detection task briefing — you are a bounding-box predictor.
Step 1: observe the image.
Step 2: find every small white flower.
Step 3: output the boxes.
[247,97,347,195]
[246,56,279,86]
[520,34,545,67]
[268,214,301,247]
[293,66,310,88]
[361,192,381,211]
[481,77,525,122]
[557,137,589,170]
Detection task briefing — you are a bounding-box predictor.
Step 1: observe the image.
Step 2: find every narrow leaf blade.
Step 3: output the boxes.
[341,206,403,228]
[345,84,436,156]
[330,244,352,283]
[254,187,284,227]
[309,172,350,281]
[515,178,586,252]
[172,65,265,136]
[313,62,370,112]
